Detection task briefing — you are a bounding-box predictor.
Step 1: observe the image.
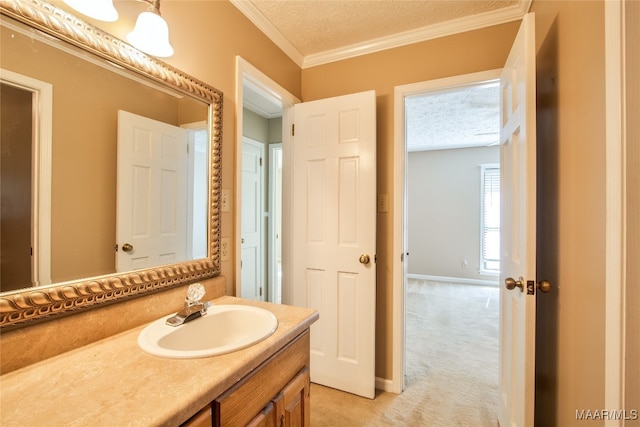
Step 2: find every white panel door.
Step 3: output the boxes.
[117,110,188,272]
[292,90,377,399]
[241,137,265,301]
[499,13,538,427]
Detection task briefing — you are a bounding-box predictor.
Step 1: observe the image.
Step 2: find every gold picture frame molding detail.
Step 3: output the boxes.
[0,0,223,330]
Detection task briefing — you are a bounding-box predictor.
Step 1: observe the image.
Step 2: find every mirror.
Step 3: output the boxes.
[0,0,222,329]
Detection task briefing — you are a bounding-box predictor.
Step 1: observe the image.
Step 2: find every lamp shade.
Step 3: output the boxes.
[63,0,118,22]
[126,11,174,58]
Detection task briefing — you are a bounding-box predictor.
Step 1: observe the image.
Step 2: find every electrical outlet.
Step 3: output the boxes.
[221,237,230,261]
[221,189,230,212]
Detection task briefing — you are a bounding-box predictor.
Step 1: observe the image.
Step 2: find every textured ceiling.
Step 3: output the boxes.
[405,81,500,152]
[248,0,518,57]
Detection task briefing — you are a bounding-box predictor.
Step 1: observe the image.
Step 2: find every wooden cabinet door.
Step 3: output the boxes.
[246,367,310,427]
[247,398,280,427]
[282,368,310,427]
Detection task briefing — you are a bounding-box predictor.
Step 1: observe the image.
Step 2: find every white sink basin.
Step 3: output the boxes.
[138,304,278,359]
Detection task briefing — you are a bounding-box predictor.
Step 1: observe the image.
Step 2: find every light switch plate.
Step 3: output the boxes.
[221,237,230,261]
[377,194,389,213]
[221,189,230,212]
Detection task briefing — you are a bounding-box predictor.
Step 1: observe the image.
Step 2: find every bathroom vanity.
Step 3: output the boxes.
[0,297,318,426]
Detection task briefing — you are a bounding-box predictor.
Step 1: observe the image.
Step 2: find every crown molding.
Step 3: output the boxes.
[230,0,304,67]
[303,0,532,68]
[231,0,532,70]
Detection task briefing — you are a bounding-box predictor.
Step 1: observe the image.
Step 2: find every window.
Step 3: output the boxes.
[480,164,500,274]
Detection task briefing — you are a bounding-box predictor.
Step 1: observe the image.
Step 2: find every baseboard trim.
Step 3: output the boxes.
[407,274,498,287]
[375,376,397,393]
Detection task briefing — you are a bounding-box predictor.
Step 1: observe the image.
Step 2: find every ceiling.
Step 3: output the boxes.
[405,81,500,152]
[231,0,530,68]
[237,0,529,151]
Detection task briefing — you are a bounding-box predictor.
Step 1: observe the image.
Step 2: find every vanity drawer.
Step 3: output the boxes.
[213,330,310,427]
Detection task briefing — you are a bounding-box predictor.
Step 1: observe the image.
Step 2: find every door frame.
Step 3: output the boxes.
[392,69,502,394]
[1,69,52,287]
[181,121,209,261]
[268,143,283,303]
[604,0,629,416]
[235,57,300,302]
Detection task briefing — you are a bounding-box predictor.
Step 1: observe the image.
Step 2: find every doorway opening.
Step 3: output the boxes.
[183,124,209,261]
[235,57,299,304]
[394,70,502,419]
[0,71,52,291]
[268,143,283,303]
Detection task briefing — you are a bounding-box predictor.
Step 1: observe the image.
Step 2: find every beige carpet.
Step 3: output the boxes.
[310,279,500,426]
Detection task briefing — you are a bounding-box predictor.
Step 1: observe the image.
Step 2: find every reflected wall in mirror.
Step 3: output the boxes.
[0,0,222,329]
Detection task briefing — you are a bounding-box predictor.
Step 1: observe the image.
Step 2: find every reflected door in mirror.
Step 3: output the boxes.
[0,83,32,291]
[117,110,208,272]
[117,110,188,271]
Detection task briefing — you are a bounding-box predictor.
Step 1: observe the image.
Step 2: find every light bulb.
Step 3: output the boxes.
[127,11,174,58]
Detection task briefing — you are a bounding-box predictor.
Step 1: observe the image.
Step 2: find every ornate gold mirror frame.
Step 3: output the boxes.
[0,0,222,330]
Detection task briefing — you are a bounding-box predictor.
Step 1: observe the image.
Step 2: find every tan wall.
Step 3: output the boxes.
[302,21,520,380]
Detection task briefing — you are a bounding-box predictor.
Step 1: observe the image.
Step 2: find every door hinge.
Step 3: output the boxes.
[260,287,263,297]
[291,124,295,136]
[260,157,263,166]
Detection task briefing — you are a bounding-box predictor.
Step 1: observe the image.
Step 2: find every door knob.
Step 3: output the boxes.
[359,254,371,265]
[505,276,524,292]
[506,277,552,293]
[537,280,552,293]
[122,243,133,252]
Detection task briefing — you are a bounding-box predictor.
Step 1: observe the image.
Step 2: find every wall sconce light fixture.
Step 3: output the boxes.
[126,0,173,58]
[62,0,174,57]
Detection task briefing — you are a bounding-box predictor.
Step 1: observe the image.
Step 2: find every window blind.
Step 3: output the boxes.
[481,166,500,272]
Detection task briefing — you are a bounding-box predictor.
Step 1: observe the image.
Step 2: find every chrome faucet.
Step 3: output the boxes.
[166,283,212,327]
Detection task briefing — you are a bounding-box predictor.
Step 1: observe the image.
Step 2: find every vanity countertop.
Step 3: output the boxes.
[0,296,318,427]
